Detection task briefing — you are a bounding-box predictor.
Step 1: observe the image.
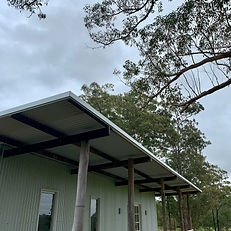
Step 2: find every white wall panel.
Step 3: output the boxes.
[0,154,158,231]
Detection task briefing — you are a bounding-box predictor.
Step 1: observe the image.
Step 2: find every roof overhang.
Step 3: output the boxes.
[0,91,201,196]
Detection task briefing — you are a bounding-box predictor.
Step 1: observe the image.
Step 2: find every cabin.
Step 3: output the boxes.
[0,92,200,231]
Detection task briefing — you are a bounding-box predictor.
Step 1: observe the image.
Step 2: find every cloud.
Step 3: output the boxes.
[0,0,128,110]
[195,86,231,177]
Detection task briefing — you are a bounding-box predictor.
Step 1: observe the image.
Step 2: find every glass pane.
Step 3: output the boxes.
[38,192,55,231]
[90,198,99,231]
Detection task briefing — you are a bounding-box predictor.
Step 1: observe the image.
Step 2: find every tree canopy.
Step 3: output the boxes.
[84,0,231,110]
[80,81,231,229]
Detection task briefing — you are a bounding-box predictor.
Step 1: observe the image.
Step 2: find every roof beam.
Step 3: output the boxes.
[0,135,79,166]
[0,134,149,190]
[8,112,169,192]
[155,191,199,196]
[10,113,154,188]
[36,150,79,166]
[71,156,151,174]
[11,114,118,162]
[4,127,110,157]
[11,114,118,163]
[87,149,155,190]
[86,149,153,190]
[12,114,64,137]
[6,114,152,189]
[139,185,190,192]
[90,146,116,162]
[0,134,23,147]
[11,113,123,167]
[95,169,126,181]
[0,134,133,181]
[0,134,136,183]
[88,148,155,190]
[115,176,177,186]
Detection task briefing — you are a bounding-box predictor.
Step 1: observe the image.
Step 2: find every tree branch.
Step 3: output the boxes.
[91,0,155,46]
[179,78,231,112]
[153,50,231,98]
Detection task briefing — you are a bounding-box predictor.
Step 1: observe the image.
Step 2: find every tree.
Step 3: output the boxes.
[80,82,231,229]
[7,0,47,18]
[81,81,206,156]
[190,161,231,229]
[81,81,176,153]
[84,0,231,110]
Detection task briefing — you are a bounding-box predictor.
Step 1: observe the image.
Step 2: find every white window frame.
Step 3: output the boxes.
[36,189,58,231]
[134,203,142,231]
[89,196,100,231]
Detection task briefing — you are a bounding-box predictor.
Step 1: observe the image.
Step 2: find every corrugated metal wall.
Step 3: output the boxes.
[0,153,158,231]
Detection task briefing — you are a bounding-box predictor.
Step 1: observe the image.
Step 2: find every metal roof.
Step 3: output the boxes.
[0,91,201,195]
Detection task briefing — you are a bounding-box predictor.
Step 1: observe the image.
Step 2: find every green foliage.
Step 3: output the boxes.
[80,81,231,230]
[85,0,231,109]
[81,82,174,153]
[7,0,47,18]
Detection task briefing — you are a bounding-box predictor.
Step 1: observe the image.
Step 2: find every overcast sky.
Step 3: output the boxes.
[0,0,230,178]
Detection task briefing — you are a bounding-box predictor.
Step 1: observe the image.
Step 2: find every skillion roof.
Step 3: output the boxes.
[0,91,201,195]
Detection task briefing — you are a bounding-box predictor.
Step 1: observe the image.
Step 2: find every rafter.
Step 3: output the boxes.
[4,127,110,157]
[139,185,190,192]
[71,156,151,174]
[10,114,153,189]
[12,113,64,137]
[155,191,198,196]
[0,134,79,166]
[115,176,177,186]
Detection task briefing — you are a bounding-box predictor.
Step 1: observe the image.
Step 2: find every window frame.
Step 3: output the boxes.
[89,196,100,231]
[36,189,58,231]
[134,203,142,231]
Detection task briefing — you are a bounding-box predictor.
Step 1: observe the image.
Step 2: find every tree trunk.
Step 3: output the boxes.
[173,218,176,231]
[128,159,135,231]
[216,207,220,231]
[167,198,172,231]
[72,140,90,231]
[186,193,192,230]
[212,209,217,231]
[168,212,172,231]
[183,202,187,230]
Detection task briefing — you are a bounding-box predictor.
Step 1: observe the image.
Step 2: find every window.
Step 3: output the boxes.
[90,198,100,231]
[134,204,142,231]
[37,191,56,231]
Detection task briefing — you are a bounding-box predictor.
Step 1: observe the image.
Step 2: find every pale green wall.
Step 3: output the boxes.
[0,154,158,231]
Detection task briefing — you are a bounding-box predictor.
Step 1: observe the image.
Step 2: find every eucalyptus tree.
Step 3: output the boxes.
[80,81,222,228]
[80,81,175,153]
[84,0,231,110]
